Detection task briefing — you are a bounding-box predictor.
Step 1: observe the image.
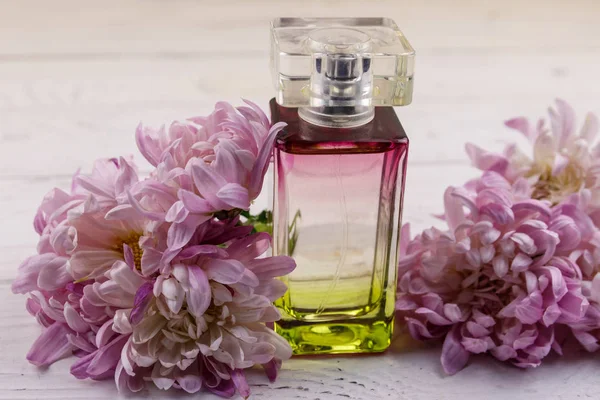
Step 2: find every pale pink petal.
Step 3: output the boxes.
[151,363,175,390]
[27,323,74,367]
[441,326,470,375]
[242,99,271,128]
[557,292,589,323]
[249,122,287,198]
[573,330,600,352]
[514,292,543,324]
[580,112,599,144]
[135,123,163,166]
[443,304,463,323]
[491,345,517,361]
[216,183,251,210]
[178,245,225,259]
[70,351,96,379]
[444,187,466,234]
[550,99,576,148]
[115,157,139,195]
[190,161,229,210]
[505,117,533,139]
[231,369,250,399]
[63,303,89,333]
[67,333,96,354]
[465,143,508,172]
[533,131,556,166]
[492,255,509,278]
[167,214,210,251]
[176,361,203,393]
[141,247,163,276]
[108,260,145,295]
[86,334,129,377]
[105,204,137,220]
[187,266,212,317]
[511,253,533,272]
[161,278,185,314]
[178,189,213,214]
[247,256,296,280]
[253,279,288,301]
[551,153,569,176]
[204,259,245,284]
[96,320,116,348]
[12,254,54,294]
[165,201,189,223]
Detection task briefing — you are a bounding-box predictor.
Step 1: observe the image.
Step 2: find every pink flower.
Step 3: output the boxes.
[14,100,296,398]
[397,172,596,374]
[115,232,295,395]
[134,101,284,216]
[12,158,141,374]
[127,101,286,264]
[466,99,600,206]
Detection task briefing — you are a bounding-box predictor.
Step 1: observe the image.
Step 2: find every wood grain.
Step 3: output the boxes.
[1,1,599,399]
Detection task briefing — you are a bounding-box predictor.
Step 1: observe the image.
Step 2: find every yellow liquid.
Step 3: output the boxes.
[274,310,394,355]
[274,271,396,355]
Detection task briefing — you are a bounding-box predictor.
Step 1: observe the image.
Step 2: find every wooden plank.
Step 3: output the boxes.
[0,0,599,57]
[0,52,599,177]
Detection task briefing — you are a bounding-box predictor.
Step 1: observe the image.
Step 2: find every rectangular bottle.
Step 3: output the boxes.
[270,18,415,355]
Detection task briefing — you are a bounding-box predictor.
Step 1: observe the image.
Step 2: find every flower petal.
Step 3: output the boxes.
[231,369,251,399]
[216,183,251,210]
[187,266,212,317]
[247,256,296,280]
[249,122,286,198]
[204,259,245,284]
[130,282,154,325]
[27,323,74,367]
[86,334,129,378]
[441,325,470,375]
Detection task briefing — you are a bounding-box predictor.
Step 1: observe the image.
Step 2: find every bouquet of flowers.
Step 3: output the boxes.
[11,101,296,397]
[397,100,600,374]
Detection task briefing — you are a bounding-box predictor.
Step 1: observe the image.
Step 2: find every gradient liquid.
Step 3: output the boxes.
[271,100,408,355]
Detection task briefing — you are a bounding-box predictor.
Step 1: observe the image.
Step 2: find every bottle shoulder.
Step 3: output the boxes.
[270,99,408,155]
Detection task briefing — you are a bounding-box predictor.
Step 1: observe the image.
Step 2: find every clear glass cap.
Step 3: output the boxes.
[271,18,415,108]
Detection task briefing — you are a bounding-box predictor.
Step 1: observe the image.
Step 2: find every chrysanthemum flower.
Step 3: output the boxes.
[132,101,286,257]
[13,101,296,399]
[12,157,141,375]
[115,232,295,396]
[466,99,600,207]
[397,172,596,374]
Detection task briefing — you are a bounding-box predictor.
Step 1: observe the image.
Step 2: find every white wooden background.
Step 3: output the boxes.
[1,1,599,399]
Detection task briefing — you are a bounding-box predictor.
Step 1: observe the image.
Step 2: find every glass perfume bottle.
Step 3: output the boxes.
[270,18,414,355]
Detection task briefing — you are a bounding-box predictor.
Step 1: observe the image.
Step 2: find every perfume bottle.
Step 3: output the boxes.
[270,18,414,355]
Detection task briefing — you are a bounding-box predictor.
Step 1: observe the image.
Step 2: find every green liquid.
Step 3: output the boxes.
[274,276,395,355]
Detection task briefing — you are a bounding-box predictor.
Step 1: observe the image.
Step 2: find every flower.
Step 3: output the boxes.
[12,157,141,376]
[131,101,286,252]
[14,100,296,398]
[122,101,286,273]
[116,232,295,396]
[397,172,596,374]
[466,99,600,207]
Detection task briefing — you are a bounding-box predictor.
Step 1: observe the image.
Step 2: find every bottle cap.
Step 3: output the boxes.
[271,18,415,109]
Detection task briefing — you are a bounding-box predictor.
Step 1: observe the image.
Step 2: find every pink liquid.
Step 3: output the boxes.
[271,100,409,350]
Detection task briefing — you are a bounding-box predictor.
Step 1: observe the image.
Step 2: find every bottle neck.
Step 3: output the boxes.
[298,105,375,128]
